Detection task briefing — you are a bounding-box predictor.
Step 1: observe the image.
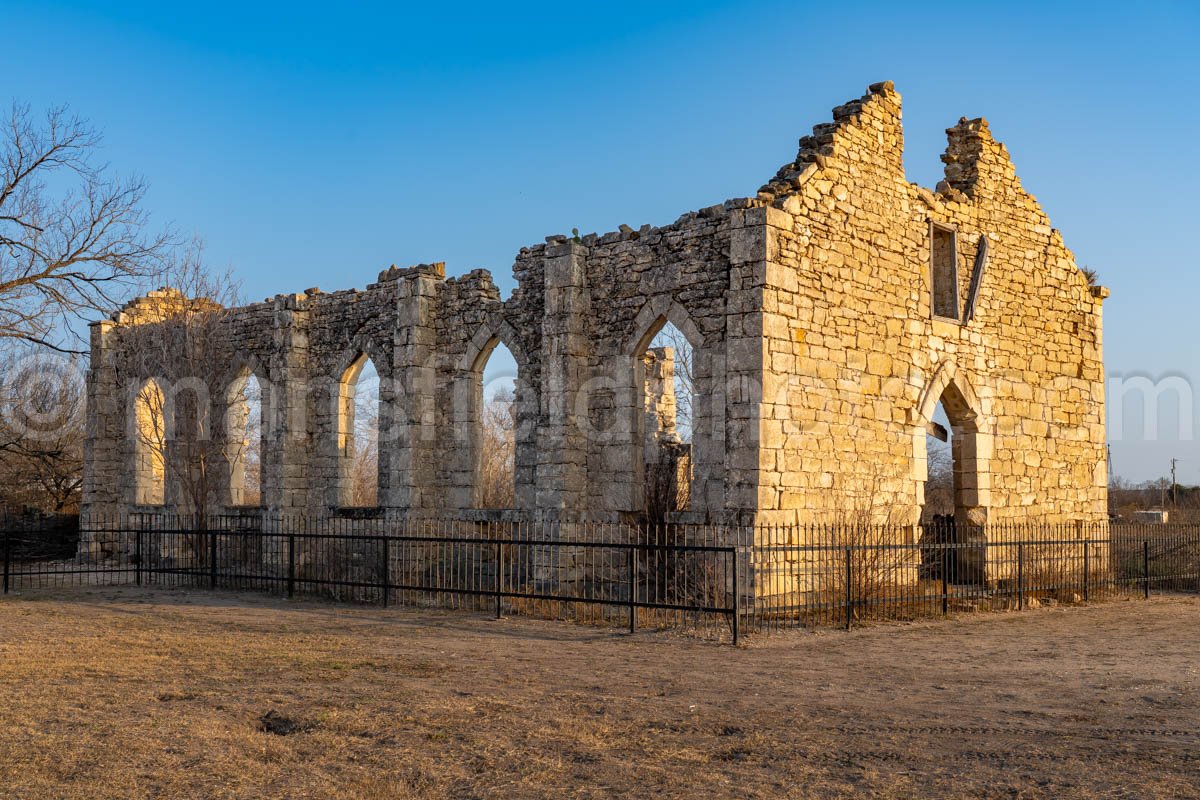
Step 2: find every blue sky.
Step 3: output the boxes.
[5,0,1198,483]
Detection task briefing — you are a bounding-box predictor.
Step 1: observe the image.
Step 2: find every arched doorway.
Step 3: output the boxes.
[472,338,517,509]
[638,321,696,517]
[915,364,991,583]
[626,300,706,520]
[456,321,530,512]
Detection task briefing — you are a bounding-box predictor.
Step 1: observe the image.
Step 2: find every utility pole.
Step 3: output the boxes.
[1171,457,1178,506]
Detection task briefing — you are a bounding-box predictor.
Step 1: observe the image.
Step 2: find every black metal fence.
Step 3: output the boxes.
[3,516,743,641]
[749,522,1200,631]
[2,516,1199,642]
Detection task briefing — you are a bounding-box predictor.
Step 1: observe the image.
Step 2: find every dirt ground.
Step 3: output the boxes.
[0,589,1196,799]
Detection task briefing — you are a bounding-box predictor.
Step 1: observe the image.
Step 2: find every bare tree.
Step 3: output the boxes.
[348,367,379,508]
[0,350,85,512]
[478,388,516,508]
[120,244,242,524]
[1,103,170,352]
[0,102,170,517]
[649,324,694,440]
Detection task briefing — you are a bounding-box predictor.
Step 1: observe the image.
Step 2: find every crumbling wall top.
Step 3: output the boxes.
[374,261,446,284]
[109,287,223,326]
[759,80,901,203]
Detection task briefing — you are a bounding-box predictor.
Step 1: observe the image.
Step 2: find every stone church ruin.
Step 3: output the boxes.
[83,82,1109,556]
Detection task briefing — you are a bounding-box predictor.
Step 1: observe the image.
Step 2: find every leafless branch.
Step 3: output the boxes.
[119,243,243,520]
[0,102,171,350]
[649,325,694,439]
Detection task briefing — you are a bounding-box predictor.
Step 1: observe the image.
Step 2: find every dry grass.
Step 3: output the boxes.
[1,588,1199,799]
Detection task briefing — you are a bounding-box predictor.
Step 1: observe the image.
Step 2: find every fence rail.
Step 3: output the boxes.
[749,522,1200,631]
[2,516,1199,642]
[3,517,744,642]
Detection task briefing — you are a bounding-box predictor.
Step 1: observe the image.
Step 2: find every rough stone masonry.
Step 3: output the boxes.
[82,81,1109,530]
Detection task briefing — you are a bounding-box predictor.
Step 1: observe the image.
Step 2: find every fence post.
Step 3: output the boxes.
[1143,539,1150,600]
[379,536,390,608]
[941,544,949,616]
[494,540,503,620]
[136,528,143,588]
[628,545,636,635]
[844,546,852,631]
[209,531,218,590]
[731,546,740,646]
[2,528,9,595]
[1017,542,1025,611]
[1082,539,1089,602]
[287,532,295,599]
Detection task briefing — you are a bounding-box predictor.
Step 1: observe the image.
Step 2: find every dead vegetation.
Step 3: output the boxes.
[0,588,1197,799]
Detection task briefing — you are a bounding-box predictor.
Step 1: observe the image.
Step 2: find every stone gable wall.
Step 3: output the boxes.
[756,82,1106,524]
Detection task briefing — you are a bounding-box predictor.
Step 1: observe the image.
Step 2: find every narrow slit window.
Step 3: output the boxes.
[931,223,959,320]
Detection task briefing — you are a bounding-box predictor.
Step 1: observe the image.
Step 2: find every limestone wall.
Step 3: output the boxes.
[83,81,1107,532]
[511,206,766,521]
[754,82,1107,524]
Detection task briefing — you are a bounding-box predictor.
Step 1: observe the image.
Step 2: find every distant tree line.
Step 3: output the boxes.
[1110,476,1200,522]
